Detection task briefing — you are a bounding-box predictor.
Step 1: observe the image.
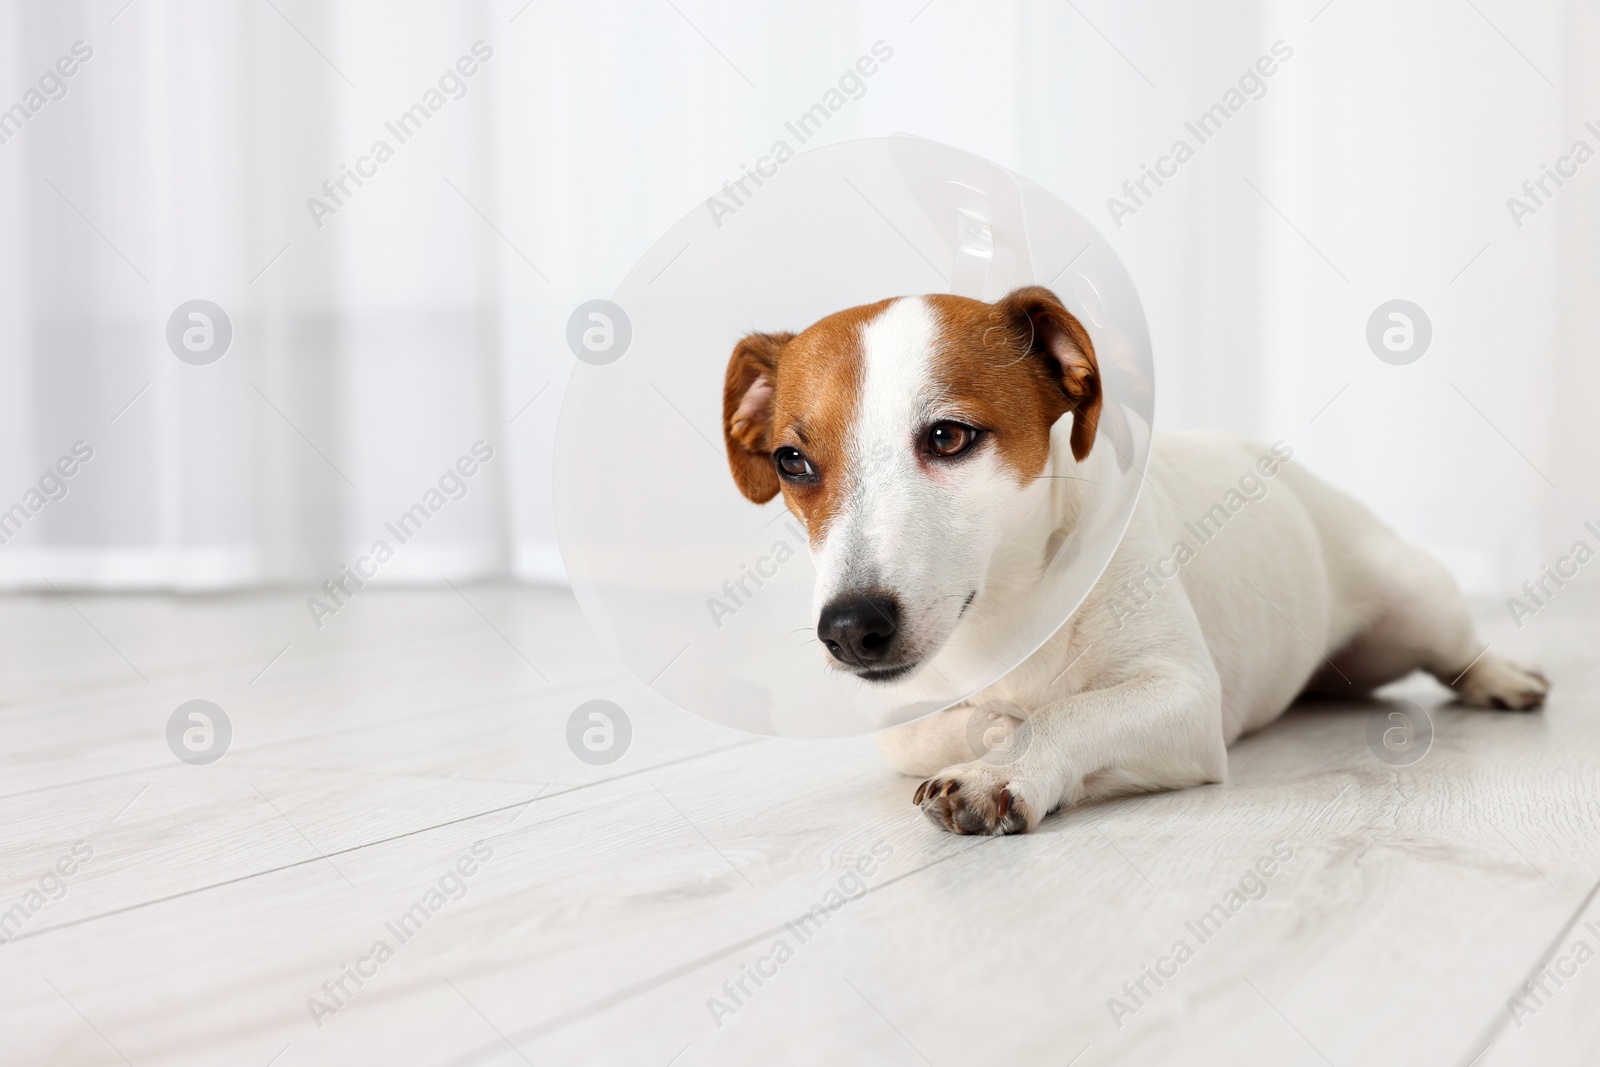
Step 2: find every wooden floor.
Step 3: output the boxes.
[2,583,1597,1067]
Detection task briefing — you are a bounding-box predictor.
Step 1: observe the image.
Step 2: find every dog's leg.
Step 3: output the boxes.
[1309,534,1551,710]
[914,661,1227,835]
[912,526,1235,835]
[915,571,1229,835]
[876,703,1022,778]
[1394,548,1550,709]
[1283,463,1551,711]
[1452,653,1550,710]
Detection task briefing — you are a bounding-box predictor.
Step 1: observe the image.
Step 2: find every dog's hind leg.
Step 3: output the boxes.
[1278,459,1551,711]
[1308,531,1550,710]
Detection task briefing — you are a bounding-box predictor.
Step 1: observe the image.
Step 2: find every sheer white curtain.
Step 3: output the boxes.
[0,0,551,589]
[0,0,1592,597]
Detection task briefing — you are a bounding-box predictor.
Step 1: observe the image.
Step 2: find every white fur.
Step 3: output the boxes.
[884,430,1551,832]
[844,334,1553,833]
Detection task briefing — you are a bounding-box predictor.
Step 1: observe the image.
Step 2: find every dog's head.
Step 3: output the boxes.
[721,287,1100,682]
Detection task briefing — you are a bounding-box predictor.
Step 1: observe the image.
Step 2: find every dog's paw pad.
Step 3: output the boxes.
[1458,654,1550,711]
[915,765,1033,835]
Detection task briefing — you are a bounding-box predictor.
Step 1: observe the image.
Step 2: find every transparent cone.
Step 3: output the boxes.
[555,135,1154,737]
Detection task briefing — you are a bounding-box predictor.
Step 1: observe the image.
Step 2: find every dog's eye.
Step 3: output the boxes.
[926,422,978,458]
[774,447,814,480]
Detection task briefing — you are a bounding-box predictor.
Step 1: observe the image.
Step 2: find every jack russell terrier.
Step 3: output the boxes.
[720,286,1550,835]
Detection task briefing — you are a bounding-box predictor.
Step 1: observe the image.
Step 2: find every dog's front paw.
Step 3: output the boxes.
[914,762,1037,835]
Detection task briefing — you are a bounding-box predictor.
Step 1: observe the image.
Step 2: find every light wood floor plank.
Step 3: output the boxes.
[1,587,1596,1066]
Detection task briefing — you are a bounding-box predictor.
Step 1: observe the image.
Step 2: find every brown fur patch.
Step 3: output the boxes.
[924,289,1101,478]
[722,302,890,537]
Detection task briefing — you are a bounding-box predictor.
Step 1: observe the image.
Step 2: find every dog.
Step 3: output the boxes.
[720,286,1550,835]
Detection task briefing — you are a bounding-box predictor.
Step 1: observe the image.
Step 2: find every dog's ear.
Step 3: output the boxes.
[993,286,1101,462]
[722,331,793,503]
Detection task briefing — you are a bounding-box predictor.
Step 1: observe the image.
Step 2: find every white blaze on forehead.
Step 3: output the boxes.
[811,297,941,592]
[856,296,940,465]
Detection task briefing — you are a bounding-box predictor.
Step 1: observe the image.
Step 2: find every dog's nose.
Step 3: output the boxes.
[817,594,901,667]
